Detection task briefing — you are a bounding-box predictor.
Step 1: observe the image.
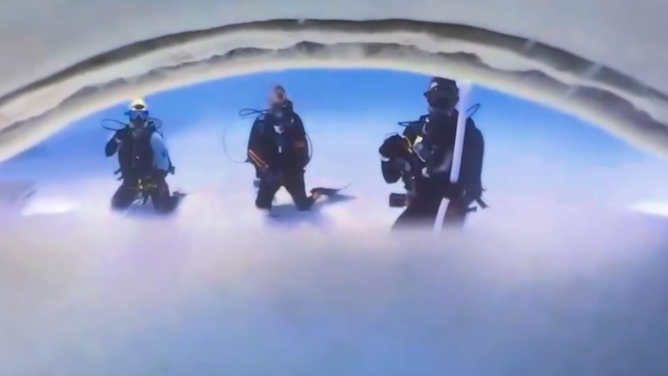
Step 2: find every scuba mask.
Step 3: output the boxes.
[126,98,150,136]
[424,77,459,114]
[129,110,148,125]
[127,100,149,129]
[128,111,149,135]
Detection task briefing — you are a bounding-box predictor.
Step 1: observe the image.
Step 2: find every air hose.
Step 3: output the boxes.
[100,117,163,131]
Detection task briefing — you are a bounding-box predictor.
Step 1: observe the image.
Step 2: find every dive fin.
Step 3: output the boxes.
[310,184,350,198]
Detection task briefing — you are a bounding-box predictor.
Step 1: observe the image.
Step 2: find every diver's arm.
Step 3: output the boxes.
[379,134,413,184]
[105,133,121,157]
[424,136,450,175]
[291,113,307,143]
[291,113,310,166]
[422,118,471,176]
[247,118,272,171]
[401,123,420,145]
[378,119,426,184]
[461,124,485,198]
[149,132,171,173]
[247,117,262,152]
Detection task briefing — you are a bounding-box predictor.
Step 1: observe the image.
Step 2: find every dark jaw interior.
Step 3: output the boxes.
[1,19,668,162]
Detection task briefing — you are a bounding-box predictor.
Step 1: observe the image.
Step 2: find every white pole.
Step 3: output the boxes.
[450,81,473,184]
[434,80,473,235]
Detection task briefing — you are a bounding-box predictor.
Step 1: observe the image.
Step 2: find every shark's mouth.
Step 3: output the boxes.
[0,19,667,163]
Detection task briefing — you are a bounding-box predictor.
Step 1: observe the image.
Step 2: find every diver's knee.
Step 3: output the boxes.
[153,195,178,213]
[111,196,133,210]
[111,185,133,207]
[255,199,272,209]
[294,197,315,211]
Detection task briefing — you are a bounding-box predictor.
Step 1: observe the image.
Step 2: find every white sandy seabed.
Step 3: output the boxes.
[2,1,668,375]
[1,136,668,375]
[1,198,668,376]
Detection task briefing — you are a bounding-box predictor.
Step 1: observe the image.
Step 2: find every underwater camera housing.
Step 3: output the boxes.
[389,170,416,208]
[389,192,408,208]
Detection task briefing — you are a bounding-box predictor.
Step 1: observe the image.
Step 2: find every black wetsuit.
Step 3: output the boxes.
[380,110,485,230]
[105,126,176,212]
[247,110,314,211]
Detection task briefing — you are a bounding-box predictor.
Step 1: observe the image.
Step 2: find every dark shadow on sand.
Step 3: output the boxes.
[265,194,356,229]
[115,192,187,220]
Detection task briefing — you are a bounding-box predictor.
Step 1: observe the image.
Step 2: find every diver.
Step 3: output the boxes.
[105,98,180,213]
[247,85,303,183]
[246,85,320,212]
[378,77,486,230]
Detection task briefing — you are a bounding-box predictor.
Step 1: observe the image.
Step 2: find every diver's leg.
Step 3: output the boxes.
[283,171,315,211]
[255,179,281,210]
[149,173,177,213]
[391,194,442,231]
[251,165,262,189]
[111,183,136,211]
[392,207,435,230]
[391,207,417,230]
[439,198,469,229]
